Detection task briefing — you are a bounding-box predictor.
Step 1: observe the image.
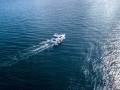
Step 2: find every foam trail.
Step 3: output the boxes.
[17,40,54,60]
[1,40,54,67]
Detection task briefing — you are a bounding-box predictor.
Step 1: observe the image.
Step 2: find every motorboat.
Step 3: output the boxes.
[51,33,66,45]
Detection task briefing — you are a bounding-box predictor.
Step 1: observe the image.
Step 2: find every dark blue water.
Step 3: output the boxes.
[0,0,120,90]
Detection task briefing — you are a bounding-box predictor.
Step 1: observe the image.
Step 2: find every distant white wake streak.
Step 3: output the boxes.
[17,40,55,59]
[1,40,55,67]
[19,41,54,59]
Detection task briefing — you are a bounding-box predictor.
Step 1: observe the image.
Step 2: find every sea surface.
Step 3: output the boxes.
[0,0,120,90]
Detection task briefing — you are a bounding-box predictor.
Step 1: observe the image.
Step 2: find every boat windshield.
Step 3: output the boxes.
[52,38,57,41]
[53,36,58,38]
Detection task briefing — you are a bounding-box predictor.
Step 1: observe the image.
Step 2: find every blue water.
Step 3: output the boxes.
[0,0,120,90]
